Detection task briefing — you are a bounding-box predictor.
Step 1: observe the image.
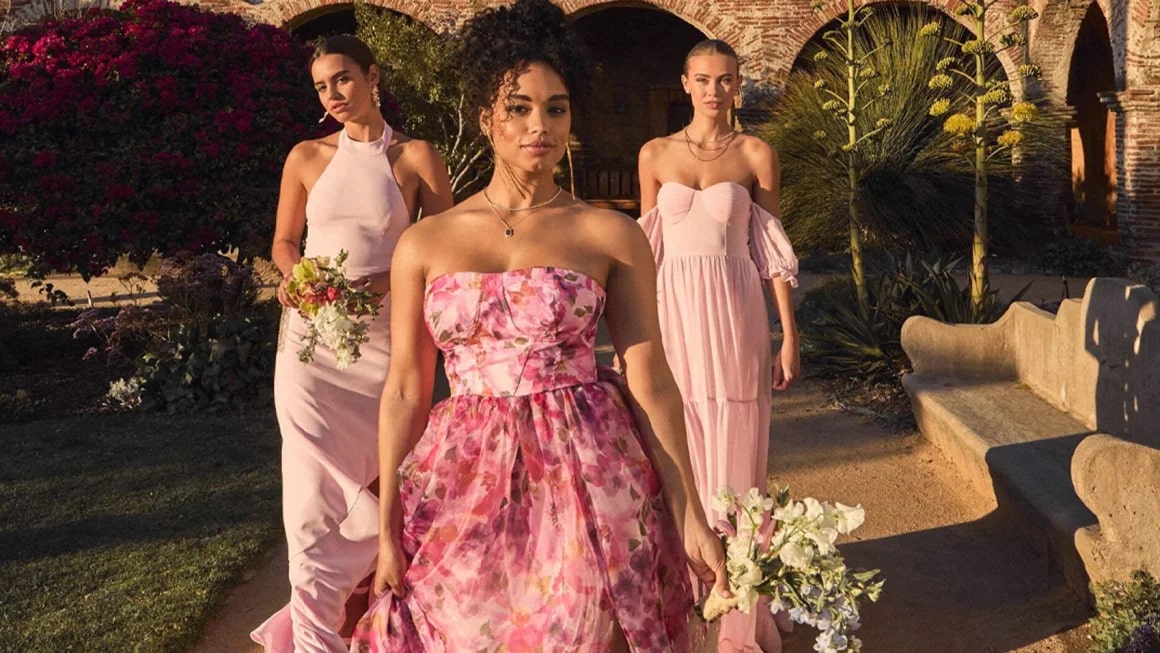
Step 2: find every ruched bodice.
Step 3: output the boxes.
[353,265,693,651]
[655,181,755,259]
[424,267,604,397]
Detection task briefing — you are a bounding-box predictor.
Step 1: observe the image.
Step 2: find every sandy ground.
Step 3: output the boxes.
[9,269,1095,652]
[186,378,1092,653]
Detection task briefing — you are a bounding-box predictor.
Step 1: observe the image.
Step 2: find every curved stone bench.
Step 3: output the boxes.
[901,278,1160,597]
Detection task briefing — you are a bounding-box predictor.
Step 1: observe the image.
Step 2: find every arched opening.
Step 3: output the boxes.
[1066,3,1117,240]
[570,5,707,212]
[289,4,357,41]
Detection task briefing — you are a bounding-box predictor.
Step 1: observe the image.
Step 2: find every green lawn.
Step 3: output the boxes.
[0,412,281,652]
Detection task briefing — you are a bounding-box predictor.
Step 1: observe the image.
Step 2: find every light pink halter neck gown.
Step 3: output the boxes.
[639,181,798,653]
[251,125,409,653]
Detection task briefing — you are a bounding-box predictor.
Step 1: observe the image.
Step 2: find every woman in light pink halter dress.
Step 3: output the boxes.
[637,40,800,653]
[251,36,453,653]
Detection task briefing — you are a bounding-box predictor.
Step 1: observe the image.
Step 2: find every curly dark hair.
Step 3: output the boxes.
[457,0,593,117]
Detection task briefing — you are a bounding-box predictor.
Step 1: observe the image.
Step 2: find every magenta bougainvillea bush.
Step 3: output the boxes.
[0,0,322,278]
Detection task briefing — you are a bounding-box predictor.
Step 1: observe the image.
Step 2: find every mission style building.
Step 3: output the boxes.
[7,0,1160,261]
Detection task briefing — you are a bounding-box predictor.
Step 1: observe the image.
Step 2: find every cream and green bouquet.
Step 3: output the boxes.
[700,486,884,653]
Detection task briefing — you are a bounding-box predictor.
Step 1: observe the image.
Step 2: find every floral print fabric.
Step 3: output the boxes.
[351,267,692,652]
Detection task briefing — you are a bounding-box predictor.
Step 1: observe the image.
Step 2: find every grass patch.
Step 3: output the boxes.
[0,412,281,652]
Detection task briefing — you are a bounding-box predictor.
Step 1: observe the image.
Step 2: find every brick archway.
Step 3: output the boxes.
[784,0,1024,89]
[260,0,450,31]
[1031,0,1121,99]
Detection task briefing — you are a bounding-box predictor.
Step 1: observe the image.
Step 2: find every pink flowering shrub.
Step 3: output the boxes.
[0,0,321,278]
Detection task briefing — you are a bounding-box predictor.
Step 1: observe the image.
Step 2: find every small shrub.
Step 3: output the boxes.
[1126,616,1160,653]
[1040,237,1130,277]
[155,252,260,332]
[135,311,277,413]
[1089,570,1160,653]
[0,388,42,424]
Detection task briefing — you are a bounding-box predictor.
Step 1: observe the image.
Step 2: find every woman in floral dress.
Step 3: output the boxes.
[349,0,728,650]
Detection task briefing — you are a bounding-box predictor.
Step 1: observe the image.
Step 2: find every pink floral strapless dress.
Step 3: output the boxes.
[351,266,692,652]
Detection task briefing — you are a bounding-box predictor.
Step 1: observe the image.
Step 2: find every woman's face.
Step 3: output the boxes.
[311,54,379,123]
[483,61,571,176]
[681,53,739,119]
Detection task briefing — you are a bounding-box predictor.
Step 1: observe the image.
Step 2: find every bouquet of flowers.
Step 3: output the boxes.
[699,486,884,653]
[285,250,382,369]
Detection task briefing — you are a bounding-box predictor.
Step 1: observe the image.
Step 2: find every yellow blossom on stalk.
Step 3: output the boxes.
[918,22,941,37]
[813,130,828,141]
[814,79,828,90]
[962,39,995,55]
[814,50,829,62]
[822,99,843,112]
[1008,5,1039,22]
[936,57,956,72]
[981,88,1010,106]
[1018,64,1043,79]
[928,73,954,90]
[875,118,892,130]
[943,113,976,137]
[1011,101,1039,123]
[929,98,951,116]
[997,130,1024,148]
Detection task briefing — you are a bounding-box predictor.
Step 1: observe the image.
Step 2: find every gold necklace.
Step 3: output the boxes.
[684,128,737,163]
[483,187,563,238]
[684,127,739,147]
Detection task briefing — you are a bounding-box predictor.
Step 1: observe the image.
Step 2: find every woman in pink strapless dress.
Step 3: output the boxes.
[252,36,453,653]
[637,40,800,653]
[350,1,729,650]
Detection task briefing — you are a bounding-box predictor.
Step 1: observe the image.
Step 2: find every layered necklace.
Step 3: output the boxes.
[483,186,564,238]
[684,127,739,163]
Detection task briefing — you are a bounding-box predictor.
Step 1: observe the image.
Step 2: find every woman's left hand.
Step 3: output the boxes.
[773,337,800,390]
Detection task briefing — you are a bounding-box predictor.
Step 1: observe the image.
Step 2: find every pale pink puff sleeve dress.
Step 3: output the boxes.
[639,181,798,653]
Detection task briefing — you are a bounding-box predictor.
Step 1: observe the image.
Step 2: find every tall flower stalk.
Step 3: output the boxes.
[921,0,1041,317]
[809,0,895,318]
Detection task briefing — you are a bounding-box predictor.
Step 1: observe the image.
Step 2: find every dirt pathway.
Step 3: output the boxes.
[188,378,1091,653]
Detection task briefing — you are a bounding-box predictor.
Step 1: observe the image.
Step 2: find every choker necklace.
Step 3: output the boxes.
[484,186,564,213]
[483,187,564,238]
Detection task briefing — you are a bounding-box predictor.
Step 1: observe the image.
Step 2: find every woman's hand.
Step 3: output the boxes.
[373,529,408,599]
[276,271,299,308]
[685,518,731,600]
[772,335,800,390]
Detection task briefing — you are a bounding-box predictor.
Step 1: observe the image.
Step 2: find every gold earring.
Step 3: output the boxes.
[566,140,575,197]
[372,87,381,109]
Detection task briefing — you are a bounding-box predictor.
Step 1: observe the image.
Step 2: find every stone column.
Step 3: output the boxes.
[1101,87,1160,262]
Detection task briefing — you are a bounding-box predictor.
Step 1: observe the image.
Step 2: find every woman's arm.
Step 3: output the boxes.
[637,140,662,215]
[602,215,727,594]
[272,144,310,307]
[374,227,439,597]
[750,142,800,389]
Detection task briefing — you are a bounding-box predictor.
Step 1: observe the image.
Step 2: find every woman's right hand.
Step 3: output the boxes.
[684,516,731,600]
[373,529,408,599]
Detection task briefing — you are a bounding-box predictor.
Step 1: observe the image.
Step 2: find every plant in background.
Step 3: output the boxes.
[0,0,320,278]
[356,4,489,200]
[804,0,896,317]
[1088,570,1160,653]
[921,0,1042,317]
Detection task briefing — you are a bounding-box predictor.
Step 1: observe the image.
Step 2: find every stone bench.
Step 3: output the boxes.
[900,277,1160,597]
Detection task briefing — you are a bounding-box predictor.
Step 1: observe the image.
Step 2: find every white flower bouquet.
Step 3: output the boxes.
[699,486,884,653]
[286,250,382,369]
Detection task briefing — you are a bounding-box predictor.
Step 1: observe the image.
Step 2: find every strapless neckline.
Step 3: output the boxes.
[425,266,607,296]
[658,180,749,194]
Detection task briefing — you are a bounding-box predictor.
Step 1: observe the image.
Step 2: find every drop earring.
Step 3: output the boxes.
[372,86,381,109]
[318,112,328,124]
